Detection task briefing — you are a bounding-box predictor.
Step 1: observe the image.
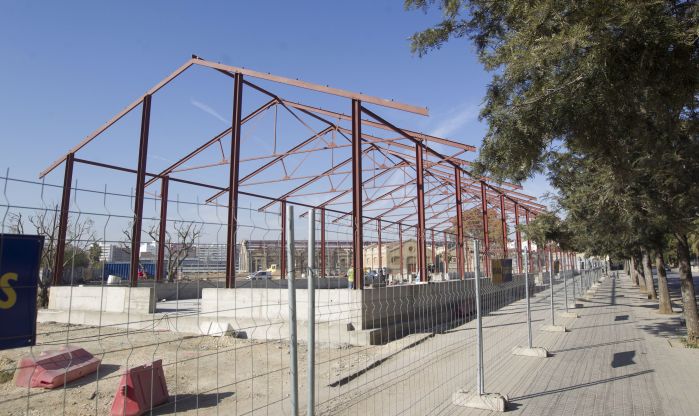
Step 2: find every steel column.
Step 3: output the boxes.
[415,143,427,282]
[455,167,465,279]
[443,231,449,277]
[320,207,326,278]
[377,219,382,271]
[53,152,75,286]
[514,203,523,274]
[351,99,364,289]
[225,73,244,288]
[156,176,169,282]
[281,200,287,279]
[399,223,404,280]
[431,229,435,269]
[480,181,490,277]
[130,94,152,287]
[500,194,508,259]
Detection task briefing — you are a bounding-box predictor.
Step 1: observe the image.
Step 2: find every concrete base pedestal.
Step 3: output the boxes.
[512,345,549,358]
[452,390,508,412]
[559,311,580,318]
[540,324,567,332]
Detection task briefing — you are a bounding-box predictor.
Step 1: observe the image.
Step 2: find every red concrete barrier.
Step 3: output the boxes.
[111,359,169,416]
[15,345,101,389]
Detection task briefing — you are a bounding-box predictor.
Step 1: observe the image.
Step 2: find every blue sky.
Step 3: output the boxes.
[0,1,553,210]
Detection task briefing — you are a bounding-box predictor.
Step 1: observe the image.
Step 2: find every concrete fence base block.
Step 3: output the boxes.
[198,321,246,338]
[540,324,567,332]
[559,311,580,318]
[577,297,593,302]
[512,345,549,358]
[452,389,508,412]
[568,303,584,309]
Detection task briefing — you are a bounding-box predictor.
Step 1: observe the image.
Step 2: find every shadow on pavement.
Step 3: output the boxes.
[510,370,654,401]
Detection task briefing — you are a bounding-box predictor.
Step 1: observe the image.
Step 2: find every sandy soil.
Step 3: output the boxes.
[0,322,383,415]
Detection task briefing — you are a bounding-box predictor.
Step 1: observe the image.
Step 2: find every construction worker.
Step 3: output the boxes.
[347,266,354,289]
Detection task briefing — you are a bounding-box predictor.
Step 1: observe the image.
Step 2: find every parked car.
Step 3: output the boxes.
[246,271,272,280]
[364,269,387,287]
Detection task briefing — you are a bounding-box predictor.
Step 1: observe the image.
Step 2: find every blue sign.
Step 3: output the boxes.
[0,234,44,350]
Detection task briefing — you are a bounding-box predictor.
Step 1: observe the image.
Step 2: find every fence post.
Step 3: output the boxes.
[286,204,298,416]
[474,240,484,395]
[307,208,315,416]
[512,248,549,357]
[453,239,508,411]
[541,245,566,332]
[525,249,532,348]
[549,248,555,325]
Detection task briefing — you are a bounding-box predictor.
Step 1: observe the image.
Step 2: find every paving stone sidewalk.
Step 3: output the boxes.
[443,272,699,416]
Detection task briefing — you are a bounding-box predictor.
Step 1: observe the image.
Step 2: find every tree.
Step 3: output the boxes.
[147,221,203,281]
[548,153,673,312]
[406,0,699,344]
[6,206,95,306]
[88,242,102,266]
[122,220,203,281]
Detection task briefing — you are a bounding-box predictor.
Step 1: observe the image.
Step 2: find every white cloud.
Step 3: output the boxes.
[191,98,230,125]
[429,104,480,138]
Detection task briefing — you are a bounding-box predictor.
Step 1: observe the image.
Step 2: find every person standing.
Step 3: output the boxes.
[347,266,354,289]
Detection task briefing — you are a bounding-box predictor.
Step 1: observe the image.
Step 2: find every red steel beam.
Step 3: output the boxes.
[205,124,335,202]
[514,202,523,274]
[480,181,490,277]
[130,94,152,287]
[41,59,195,178]
[145,98,278,189]
[256,147,372,212]
[320,207,326,278]
[281,200,287,279]
[156,176,169,282]
[416,143,427,282]
[225,73,244,288]
[280,99,474,151]
[399,222,404,280]
[351,99,364,289]
[455,167,465,280]
[378,219,383,271]
[500,194,508,259]
[52,152,74,285]
[194,58,428,115]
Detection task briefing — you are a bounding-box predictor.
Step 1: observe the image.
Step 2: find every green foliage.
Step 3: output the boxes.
[407,0,699,257]
[519,211,572,250]
[88,242,102,266]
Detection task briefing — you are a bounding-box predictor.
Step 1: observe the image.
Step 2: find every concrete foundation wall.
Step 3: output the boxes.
[361,277,532,330]
[201,286,362,323]
[49,286,155,314]
[202,277,533,331]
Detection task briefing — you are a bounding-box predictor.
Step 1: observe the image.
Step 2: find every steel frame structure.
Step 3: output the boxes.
[42,56,547,289]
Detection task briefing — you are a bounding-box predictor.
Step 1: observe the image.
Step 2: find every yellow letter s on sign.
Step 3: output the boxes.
[0,272,18,309]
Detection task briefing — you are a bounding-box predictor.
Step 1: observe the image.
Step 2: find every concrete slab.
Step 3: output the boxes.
[49,286,155,314]
[568,302,584,308]
[511,345,549,358]
[559,311,580,318]
[452,389,508,411]
[540,324,567,332]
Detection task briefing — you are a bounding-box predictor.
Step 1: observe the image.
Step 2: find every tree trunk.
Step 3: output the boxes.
[643,249,657,300]
[630,257,639,285]
[636,255,647,292]
[634,256,647,291]
[655,249,673,314]
[676,233,699,344]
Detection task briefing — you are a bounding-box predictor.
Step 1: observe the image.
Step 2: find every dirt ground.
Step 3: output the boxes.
[0,322,386,416]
